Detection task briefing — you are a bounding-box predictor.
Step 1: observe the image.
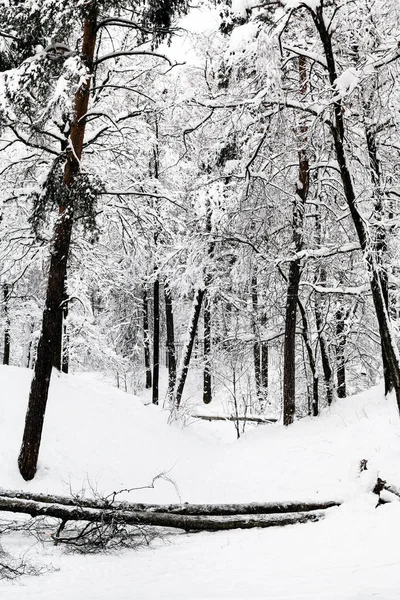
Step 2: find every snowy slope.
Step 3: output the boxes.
[1,365,400,503]
[2,366,400,598]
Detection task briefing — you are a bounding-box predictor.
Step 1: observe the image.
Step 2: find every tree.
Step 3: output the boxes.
[210,0,400,420]
[0,0,189,480]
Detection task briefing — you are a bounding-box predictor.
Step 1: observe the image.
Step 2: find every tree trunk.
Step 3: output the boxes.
[143,286,152,389]
[283,260,301,425]
[18,7,98,481]
[164,281,176,399]
[297,299,319,416]
[0,494,328,532]
[175,289,205,407]
[52,293,63,372]
[336,303,347,398]
[53,287,69,373]
[313,8,400,410]
[261,342,269,398]
[251,274,261,398]
[0,488,340,515]
[283,55,309,426]
[202,195,215,405]
[152,275,160,405]
[25,320,34,369]
[61,295,69,374]
[203,291,212,404]
[3,282,10,365]
[314,205,333,405]
[365,124,391,393]
[193,414,277,424]
[315,280,333,405]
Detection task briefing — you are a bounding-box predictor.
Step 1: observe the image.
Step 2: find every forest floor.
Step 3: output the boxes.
[1,365,400,598]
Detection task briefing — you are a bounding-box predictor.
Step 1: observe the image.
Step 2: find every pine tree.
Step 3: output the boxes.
[0,0,188,480]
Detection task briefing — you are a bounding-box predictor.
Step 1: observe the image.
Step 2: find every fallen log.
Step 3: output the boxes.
[192,414,277,424]
[0,489,341,515]
[0,496,328,532]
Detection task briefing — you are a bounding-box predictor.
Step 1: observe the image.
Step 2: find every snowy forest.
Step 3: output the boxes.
[0,0,400,597]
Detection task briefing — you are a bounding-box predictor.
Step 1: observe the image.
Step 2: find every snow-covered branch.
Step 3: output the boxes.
[299,281,370,296]
[95,50,175,67]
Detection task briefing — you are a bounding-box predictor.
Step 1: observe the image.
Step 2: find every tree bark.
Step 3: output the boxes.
[283,55,309,426]
[152,275,160,405]
[175,289,205,407]
[297,299,319,416]
[0,495,329,531]
[336,303,347,398]
[0,488,340,514]
[203,291,212,404]
[143,286,152,389]
[52,294,63,372]
[18,6,98,481]
[193,414,277,424]
[283,260,301,425]
[365,124,391,393]
[164,281,176,399]
[61,294,69,374]
[203,196,215,405]
[314,205,333,405]
[261,342,269,398]
[150,114,160,405]
[25,320,34,369]
[251,274,261,398]
[315,283,333,405]
[3,282,10,365]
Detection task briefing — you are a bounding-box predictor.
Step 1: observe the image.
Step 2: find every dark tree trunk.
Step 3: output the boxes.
[365,125,391,394]
[315,282,333,405]
[175,289,205,407]
[313,7,400,410]
[3,282,10,365]
[26,322,33,369]
[61,295,69,374]
[18,8,98,481]
[203,291,212,404]
[52,297,63,371]
[314,210,333,405]
[202,196,215,405]
[53,287,69,372]
[283,55,309,426]
[164,282,176,399]
[261,342,269,398]
[336,304,347,398]
[19,209,75,481]
[150,115,160,405]
[297,299,319,416]
[251,274,261,398]
[152,275,160,405]
[283,260,301,425]
[143,286,152,389]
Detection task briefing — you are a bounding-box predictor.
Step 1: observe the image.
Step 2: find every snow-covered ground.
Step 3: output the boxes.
[2,365,400,598]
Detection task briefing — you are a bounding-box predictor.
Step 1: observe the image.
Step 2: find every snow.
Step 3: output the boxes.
[2,366,400,597]
[231,0,254,18]
[283,0,321,11]
[334,68,360,98]
[228,22,259,54]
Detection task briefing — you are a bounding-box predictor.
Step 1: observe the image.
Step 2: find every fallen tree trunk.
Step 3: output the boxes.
[0,489,340,515]
[192,414,277,424]
[0,496,328,532]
